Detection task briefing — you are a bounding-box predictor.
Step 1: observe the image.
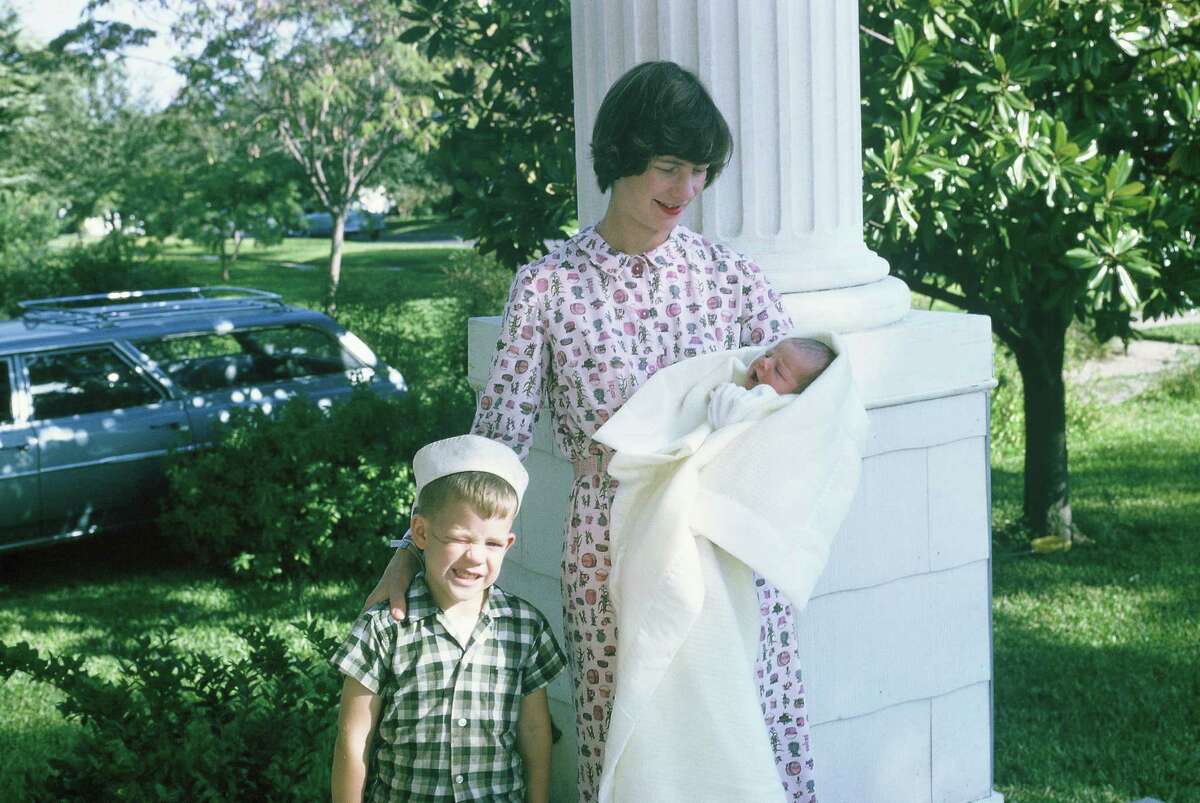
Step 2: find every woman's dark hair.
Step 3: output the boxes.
[590,61,733,192]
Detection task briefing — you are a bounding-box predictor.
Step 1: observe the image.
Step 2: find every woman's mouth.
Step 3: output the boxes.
[655,200,684,216]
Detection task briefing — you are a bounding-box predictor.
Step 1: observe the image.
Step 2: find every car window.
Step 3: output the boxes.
[26,347,165,420]
[239,326,361,380]
[0,361,13,425]
[136,333,250,392]
[134,326,361,391]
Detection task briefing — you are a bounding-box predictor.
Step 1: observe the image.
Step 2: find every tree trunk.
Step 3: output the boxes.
[1011,316,1073,539]
[325,212,346,315]
[219,238,230,283]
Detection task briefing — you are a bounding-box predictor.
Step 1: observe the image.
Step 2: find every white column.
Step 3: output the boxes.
[570,0,910,332]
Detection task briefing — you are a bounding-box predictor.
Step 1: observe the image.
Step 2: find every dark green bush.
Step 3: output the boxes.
[161,388,435,581]
[0,621,340,801]
[1,231,190,317]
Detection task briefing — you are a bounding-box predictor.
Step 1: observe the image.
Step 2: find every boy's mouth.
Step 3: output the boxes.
[451,568,484,584]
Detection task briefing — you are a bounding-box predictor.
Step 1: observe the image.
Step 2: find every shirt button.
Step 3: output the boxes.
[455,774,465,784]
[457,717,468,727]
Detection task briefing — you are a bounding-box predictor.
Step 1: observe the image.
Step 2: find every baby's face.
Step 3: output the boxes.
[744,340,821,394]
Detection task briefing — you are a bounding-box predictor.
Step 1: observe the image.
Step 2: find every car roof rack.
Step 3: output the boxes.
[18,286,289,328]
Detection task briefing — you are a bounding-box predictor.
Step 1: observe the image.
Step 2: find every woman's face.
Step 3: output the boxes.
[607,156,709,250]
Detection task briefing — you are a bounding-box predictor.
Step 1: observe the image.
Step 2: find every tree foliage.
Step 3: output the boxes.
[0,4,41,184]
[400,0,575,269]
[158,102,303,281]
[172,0,441,311]
[860,0,1200,537]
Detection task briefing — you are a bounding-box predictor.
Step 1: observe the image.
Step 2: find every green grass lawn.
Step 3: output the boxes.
[1,242,1197,801]
[990,383,1200,802]
[1139,320,1200,346]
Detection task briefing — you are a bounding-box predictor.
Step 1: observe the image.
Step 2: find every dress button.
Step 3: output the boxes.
[457,717,468,727]
[455,774,465,784]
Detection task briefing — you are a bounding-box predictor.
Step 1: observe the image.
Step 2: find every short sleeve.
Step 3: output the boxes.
[735,256,793,347]
[519,609,567,696]
[471,266,551,460]
[330,605,395,695]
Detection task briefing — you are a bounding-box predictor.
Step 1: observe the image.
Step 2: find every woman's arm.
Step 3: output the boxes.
[517,687,553,803]
[361,545,420,620]
[331,677,383,803]
[734,253,794,347]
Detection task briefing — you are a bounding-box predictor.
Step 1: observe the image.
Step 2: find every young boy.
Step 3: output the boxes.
[330,434,566,803]
[707,336,835,428]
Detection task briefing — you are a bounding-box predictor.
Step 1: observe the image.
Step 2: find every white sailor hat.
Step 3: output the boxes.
[413,434,528,510]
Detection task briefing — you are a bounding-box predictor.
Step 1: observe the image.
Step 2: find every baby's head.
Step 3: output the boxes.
[744,337,834,395]
[410,435,528,611]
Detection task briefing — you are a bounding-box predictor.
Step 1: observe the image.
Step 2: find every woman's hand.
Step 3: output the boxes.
[362,546,419,621]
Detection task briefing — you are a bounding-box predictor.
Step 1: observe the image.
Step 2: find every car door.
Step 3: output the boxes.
[22,344,192,537]
[0,356,41,549]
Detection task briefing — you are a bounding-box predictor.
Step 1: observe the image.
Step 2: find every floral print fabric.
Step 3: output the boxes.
[472,225,815,802]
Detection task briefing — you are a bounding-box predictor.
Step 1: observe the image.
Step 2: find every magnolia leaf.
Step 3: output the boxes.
[1065,247,1101,269]
[1113,181,1144,198]
[1075,140,1099,163]
[1113,228,1141,254]
[1010,152,1026,187]
[1116,266,1140,307]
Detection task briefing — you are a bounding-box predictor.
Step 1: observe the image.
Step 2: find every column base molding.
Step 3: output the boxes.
[782,276,912,333]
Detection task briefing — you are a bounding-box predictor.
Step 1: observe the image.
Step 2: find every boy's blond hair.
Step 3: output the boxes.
[416,470,519,522]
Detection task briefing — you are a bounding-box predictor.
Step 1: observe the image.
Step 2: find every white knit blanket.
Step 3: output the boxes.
[591,336,869,803]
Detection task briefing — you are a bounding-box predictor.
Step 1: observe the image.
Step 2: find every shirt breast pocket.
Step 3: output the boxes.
[468,651,523,736]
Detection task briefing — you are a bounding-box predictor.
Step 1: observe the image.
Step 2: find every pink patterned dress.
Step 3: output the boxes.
[472,225,817,802]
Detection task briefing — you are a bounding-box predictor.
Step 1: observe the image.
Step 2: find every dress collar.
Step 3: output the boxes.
[576,225,688,278]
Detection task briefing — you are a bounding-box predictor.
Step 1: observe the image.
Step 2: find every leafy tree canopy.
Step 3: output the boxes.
[168,0,442,310]
[860,0,1200,536]
[400,0,575,269]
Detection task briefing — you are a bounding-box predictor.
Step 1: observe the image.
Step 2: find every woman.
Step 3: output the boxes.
[369,61,815,802]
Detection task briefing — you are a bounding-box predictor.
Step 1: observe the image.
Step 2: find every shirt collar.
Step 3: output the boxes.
[576,224,688,278]
[406,572,515,624]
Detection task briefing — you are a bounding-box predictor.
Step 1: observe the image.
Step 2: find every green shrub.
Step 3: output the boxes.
[0,620,340,801]
[440,249,513,317]
[1144,357,1200,402]
[56,232,189,295]
[337,295,480,433]
[161,388,433,581]
[0,232,190,317]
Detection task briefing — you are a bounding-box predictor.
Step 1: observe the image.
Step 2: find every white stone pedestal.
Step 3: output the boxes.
[469,310,1004,803]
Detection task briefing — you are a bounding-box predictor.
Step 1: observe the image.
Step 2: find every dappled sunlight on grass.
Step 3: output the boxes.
[991,390,1200,802]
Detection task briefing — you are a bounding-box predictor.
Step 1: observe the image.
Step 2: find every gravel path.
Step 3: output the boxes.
[1071,313,1200,403]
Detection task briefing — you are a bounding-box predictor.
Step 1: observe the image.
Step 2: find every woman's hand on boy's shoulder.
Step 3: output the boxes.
[362,546,418,621]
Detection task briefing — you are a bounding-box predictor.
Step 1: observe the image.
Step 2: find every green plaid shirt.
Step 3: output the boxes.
[331,574,566,803]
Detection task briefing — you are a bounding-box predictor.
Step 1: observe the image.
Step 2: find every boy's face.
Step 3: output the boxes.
[411,500,516,612]
[744,340,820,394]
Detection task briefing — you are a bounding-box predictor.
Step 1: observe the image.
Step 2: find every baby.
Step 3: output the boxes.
[708,336,834,428]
